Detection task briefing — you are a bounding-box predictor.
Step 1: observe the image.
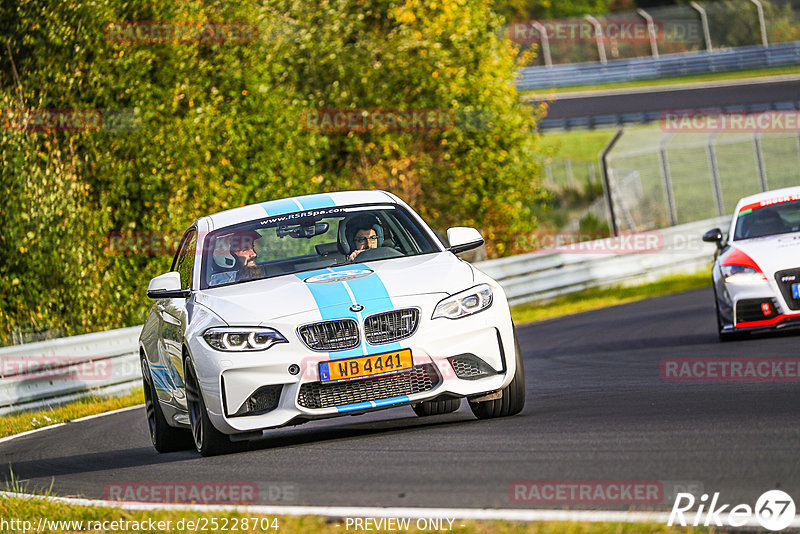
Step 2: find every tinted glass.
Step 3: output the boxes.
[733,199,800,240]
[201,205,439,289]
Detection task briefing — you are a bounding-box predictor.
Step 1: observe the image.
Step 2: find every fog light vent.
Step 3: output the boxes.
[231,385,282,417]
[448,354,496,380]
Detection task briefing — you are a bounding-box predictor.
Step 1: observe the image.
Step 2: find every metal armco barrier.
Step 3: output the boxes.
[474,216,728,306]
[516,42,800,91]
[0,326,142,415]
[0,215,729,413]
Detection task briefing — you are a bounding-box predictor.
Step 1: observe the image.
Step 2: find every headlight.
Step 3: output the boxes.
[203,327,288,352]
[432,284,493,319]
[721,265,766,283]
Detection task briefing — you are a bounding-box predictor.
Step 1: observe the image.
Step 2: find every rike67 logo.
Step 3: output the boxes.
[669,490,796,531]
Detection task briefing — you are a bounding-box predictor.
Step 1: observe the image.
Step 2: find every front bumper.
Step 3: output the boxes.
[186,291,517,435]
[719,272,800,332]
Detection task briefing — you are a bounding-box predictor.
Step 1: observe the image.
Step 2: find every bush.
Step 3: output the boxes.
[0,0,544,343]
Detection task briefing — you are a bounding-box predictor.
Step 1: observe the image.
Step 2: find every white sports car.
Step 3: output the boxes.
[139,190,525,455]
[704,186,800,341]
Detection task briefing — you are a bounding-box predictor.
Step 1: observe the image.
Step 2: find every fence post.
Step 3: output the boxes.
[753,133,768,191]
[585,15,608,64]
[659,133,678,226]
[690,2,713,52]
[599,128,624,236]
[706,133,724,216]
[531,21,553,67]
[749,0,769,47]
[637,8,660,59]
[565,158,576,188]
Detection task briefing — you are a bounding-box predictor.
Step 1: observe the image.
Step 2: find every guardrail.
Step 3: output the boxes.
[0,326,142,415]
[474,216,727,306]
[516,42,800,91]
[0,215,727,413]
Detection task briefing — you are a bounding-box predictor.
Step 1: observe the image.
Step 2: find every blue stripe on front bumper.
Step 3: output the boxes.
[335,395,410,413]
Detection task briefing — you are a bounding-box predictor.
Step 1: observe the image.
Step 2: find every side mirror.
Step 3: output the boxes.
[446,227,484,254]
[147,272,190,299]
[702,228,724,249]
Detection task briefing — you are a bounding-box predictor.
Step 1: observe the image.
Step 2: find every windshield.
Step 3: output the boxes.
[201,204,439,289]
[733,198,800,241]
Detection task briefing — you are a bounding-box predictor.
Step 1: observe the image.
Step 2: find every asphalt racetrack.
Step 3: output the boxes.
[539,76,800,122]
[2,287,799,511]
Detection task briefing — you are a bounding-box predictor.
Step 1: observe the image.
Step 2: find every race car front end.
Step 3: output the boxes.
[186,279,518,436]
[715,247,800,336]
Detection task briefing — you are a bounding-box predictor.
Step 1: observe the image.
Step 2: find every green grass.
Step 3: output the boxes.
[511,271,711,325]
[0,494,711,533]
[0,388,144,438]
[539,129,617,162]
[521,64,800,96]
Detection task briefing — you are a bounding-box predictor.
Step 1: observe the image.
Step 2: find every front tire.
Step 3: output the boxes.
[184,358,245,457]
[140,357,193,453]
[412,398,461,417]
[469,331,526,419]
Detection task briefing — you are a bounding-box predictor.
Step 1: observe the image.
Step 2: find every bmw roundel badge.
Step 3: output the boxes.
[350,304,365,312]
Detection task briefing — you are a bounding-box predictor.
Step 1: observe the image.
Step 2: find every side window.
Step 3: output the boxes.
[174,229,197,290]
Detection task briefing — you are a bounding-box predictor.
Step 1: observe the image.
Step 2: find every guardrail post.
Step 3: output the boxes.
[599,128,624,236]
[753,133,768,191]
[637,8,660,59]
[585,15,607,64]
[531,21,553,67]
[690,2,713,52]
[659,133,678,226]
[706,133,724,216]
[749,0,769,47]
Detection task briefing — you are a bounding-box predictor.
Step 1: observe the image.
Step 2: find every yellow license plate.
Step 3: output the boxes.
[319,349,413,382]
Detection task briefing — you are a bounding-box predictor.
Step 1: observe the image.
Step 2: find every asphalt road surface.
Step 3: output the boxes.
[538,77,800,121]
[3,287,799,511]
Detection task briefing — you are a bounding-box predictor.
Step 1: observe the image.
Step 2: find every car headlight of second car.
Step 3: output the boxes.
[203,327,288,351]
[433,284,493,319]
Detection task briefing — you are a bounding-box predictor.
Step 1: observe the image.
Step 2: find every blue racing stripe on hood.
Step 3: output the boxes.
[298,265,403,360]
[335,264,402,355]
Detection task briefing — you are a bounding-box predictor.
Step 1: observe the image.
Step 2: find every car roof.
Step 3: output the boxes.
[734,185,800,211]
[203,190,399,231]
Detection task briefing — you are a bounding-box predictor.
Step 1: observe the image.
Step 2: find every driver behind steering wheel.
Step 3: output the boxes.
[347,216,382,262]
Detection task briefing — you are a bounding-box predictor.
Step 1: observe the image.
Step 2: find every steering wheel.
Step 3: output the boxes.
[351,247,403,262]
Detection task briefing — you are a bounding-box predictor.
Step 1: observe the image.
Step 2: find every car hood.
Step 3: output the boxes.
[726,232,800,275]
[195,253,475,325]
